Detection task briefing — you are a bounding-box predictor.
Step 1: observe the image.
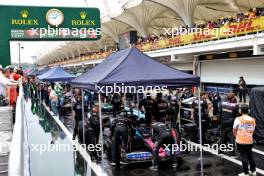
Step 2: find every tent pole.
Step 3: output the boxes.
[81,88,86,175]
[98,93,104,161]
[198,87,204,176]
[81,88,85,146]
[137,92,139,117]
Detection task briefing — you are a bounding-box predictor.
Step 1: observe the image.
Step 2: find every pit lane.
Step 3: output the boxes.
[29,100,264,176]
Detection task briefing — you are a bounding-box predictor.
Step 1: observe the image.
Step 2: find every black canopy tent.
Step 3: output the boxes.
[26,68,39,77]
[37,66,76,82]
[70,47,204,173]
[36,67,50,76]
[250,87,264,142]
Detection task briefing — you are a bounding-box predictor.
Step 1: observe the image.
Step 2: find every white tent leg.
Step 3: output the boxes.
[198,87,204,176]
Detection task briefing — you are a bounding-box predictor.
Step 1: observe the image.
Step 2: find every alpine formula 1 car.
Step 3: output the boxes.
[103,119,181,166]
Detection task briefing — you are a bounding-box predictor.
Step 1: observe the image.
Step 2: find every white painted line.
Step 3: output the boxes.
[43,104,108,176]
[189,141,264,176]
[253,148,264,156]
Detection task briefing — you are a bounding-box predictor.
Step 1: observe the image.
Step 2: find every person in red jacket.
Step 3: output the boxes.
[8,67,22,106]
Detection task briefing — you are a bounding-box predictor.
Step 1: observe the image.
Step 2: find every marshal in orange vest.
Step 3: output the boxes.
[235,116,256,145]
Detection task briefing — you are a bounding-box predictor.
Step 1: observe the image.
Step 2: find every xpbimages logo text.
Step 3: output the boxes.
[163,26,234,38]
[29,25,101,38]
[96,83,168,95]
[163,142,234,154]
[27,143,102,154]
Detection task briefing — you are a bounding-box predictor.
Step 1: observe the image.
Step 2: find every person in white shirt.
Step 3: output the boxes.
[0,65,18,96]
[48,84,58,116]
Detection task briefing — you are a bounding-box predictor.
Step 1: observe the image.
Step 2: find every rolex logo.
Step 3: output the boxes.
[20,9,29,18]
[80,11,87,20]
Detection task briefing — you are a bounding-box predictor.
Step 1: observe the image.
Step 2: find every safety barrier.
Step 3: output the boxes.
[8,84,107,176]
[43,103,108,176]
[8,85,30,176]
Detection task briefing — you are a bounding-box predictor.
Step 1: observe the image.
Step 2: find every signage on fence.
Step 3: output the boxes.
[137,16,264,52]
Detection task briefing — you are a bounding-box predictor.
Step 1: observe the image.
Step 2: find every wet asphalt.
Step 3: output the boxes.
[25,99,264,176]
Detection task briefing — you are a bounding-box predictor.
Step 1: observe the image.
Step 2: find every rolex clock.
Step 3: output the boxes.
[46,9,64,27]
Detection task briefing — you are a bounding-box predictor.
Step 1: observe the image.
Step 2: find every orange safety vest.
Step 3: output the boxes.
[236,116,256,145]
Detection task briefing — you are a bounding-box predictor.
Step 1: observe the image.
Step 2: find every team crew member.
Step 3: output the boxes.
[219,93,240,155]
[211,92,221,117]
[86,106,100,162]
[111,93,122,117]
[154,93,169,122]
[219,93,240,126]
[72,89,83,140]
[29,78,37,100]
[233,104,256,176]
[88,106,100,144]
[238,76,247,103]
[139,93,155,125]
[60,85,74,120]
[192,93,209,130]
[150,121,174,171]
[169,96,179,129]
[111,112,134,168]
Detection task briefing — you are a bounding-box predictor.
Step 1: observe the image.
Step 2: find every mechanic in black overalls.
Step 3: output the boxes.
[192,93,209,131]
[169,96,180,130]
[86,106,100,162]
[72,88,83,140]
[180,89,193,100]
[139,93,155,126]
[111,112,134,168]
[154,93,169,123]
[219,93,239,155]
[212,92,221,117]
[111,93,122,117]
[150,121,174,171]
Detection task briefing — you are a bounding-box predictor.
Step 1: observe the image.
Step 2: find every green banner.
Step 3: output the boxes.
[0,5,101,67]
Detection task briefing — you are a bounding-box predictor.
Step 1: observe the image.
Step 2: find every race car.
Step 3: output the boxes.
[103,115,181,166]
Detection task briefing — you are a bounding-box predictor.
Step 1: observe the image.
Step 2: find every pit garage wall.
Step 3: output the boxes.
[200,57,264,85]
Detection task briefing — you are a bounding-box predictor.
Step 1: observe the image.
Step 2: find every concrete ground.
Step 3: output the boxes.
[0,107,13,176]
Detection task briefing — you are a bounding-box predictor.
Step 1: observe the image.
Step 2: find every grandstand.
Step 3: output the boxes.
[36,0,264,90]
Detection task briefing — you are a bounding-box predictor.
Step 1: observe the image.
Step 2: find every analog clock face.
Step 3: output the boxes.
[46,9,64,27]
